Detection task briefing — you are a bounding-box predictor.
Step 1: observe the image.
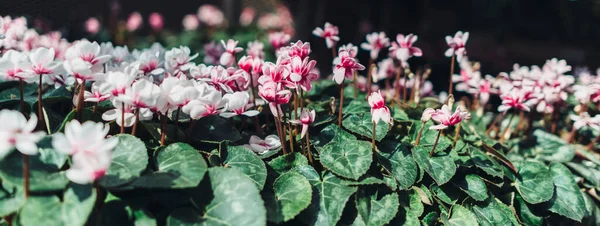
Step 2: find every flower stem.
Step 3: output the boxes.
[486,113,503,135]
[366,59,374,94]
[500,113,515,143]
[588,133,600,151]
[429,130,442,157]
[513,111,525,136]
[448,54,455,95]
[19,79,25,115]
[402,70,408,103]
[567,127,577,144]
[288,122,294,153]
[338,84,345,126]
[174,107,181,140]
[160,113,167,146]
[415,123,425,145]
[371,123,376,151]
[353,71,358,98]
[394,65,402,101]
[305,133,314,165]
[131,109,140,136]
[120,103,125,134]
[76,79,85,121]
[38,76,46,131]
[281,117,288,154]
[331,45,337,58]
[453,123,462,148]
[23,155,29,199]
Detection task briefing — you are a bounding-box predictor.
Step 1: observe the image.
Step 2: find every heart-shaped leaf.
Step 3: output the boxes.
[342,113,389,141]
[61,183,97,226]
[376,141,418,190]
[471,198,519,226]
[412,145,456,185]
[266,171,312,223]
[100,134,148,188]
[320,140,373,180]
[545,163,586,222]
[515,160,554,204]
[223,145,267,189]
[452,174,488,201]
[355,190,399,226]
[444,205,479,226]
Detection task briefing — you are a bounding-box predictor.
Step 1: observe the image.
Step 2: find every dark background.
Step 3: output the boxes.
[2,0,600,91]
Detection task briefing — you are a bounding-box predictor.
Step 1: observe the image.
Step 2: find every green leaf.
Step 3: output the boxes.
[515,160,554,204]
[295,167,357,226]
[314,124,355,147]
[223,146,267,189]
[320,140,373,180]
[141,122,186,145]
[20,195,62,226]
[343,100,370,114]
[545,163,586,222]
[99,134,148,188]
[0,144,68,191]
[445,205,479,226]
[132,143,207,189]
[412,145,456,185]
[470,146,504,178]
[342,113,389,141]
[471,198,519,226]
[402,189,424,217]
[133,208,157,226]
[376,141,418,190]
[202,167,266,226]
[396,208,420,226]
[0,183,25,217]
[421,211,439,226]
[431,185,459,205]
[190,115,242,143]
[533,130,575,162]
[355,191,399,226]
[452,174,488,201]
[267,172,312,223]
[513,194,542,226]
[342,177,385,186]
[391,107,409,121]
[268,152,308,175]
[61,183,97,226]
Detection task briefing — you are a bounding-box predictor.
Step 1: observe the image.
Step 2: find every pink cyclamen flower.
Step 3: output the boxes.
[0,110,45,158]
[0,50,34,82]
[63,40,111,83]
[570,113,600,131]
[332,49,366,84]
[429,105,471,130]
[197,4,224,27]
[239,7,256,26]
[312,22,339,49]
[182,14,199,31]
[268,32,291,50]
[244,135,281,154]
[84,82,111,102]
[258,81,291,117]
[421,108,436,122]
[290,109,316,138]
[497,89,537,112]
[445,31,469,61]
[288,56,318,92]
[85,17,100,35]
[25,47,61,76]
[220,91,259,118]
[127,12,143,32]
[289,40,311,60]
[246,41,265,59]
[220,39,244,67]
[361,32,390,60]
[149,12,164,32]
[368,91,391,124]
[390,33,422,63]
[52,120,117,184]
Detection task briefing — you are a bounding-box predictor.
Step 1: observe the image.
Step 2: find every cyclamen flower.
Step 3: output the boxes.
[203,41,224,65]
[182,14,199,30]
[421,108,436,122]
[246,41,265,59]
[119,79,162,108]
[149,13,164,31]
[0,50,34,82]
[332,49,365,84]
[312,22,339,49]
[239,7,256,26]
[0,110,45,159]
[445,31,469,61]
[63,40,111,83]
[197,4,224,27]
[52,120,117,184]
[290,109,315,138]
[102,101,153,127]
[368,91,391,124]
[288,41,311,60]
[220,39,244,67]
[268,32,291,50]
[498,89,537,112]
[244,135,281,154]
[127,12,143,32]
[259,81,291,117]
[85,17,100,35]
[390,33,422,63]
[164,46,198,73]
[220,92,259,118]
[361,32,390,60]
[570,113,600,131]
[183,86,225,119]
[288,56,318,91]
[84,82,111,102]
[24,47,61,76]
[429,105,471,130]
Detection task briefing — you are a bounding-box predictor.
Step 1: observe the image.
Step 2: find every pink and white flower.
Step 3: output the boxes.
[197,5,224,27]
[361,32,390,60]
[389,33,422,64]
[127,12,143,32]
[445,31,469,61]
[0,110,45,158]
[52,120,117,184]
[570,113,600,131]
[246,41,265,59]
[220,39,243,67]
[259,80,291,117]
[312,22,339,49]
[368,91,391,124]
[63,40,111,83]
[244,135,281,154]
[220,91,259,118]
[165,46,198,73]
[429,105,470,130]
[85,17,100,35]
[149,12,164,32]
[84,82,111,102]
[182,14,199,30]
[239,7,256,26]
[498,89,537,112]
[24,47,61,76]
[268,32,291,50]
[290,109,315,138]
[203,41,224,65]
[332,49,365,84]
[288,56,318,92]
